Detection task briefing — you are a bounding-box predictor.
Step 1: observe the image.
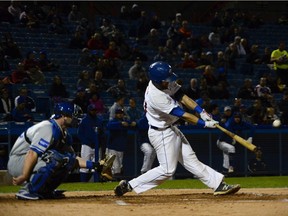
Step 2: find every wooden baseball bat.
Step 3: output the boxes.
[215,124,257,152]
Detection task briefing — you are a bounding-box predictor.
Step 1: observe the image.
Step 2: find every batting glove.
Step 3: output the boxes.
[204,120,219,128]
[247,137,253,143]
[200,109,212,121]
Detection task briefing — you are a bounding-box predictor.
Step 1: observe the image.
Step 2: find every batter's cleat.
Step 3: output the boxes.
[213,182,241,196]
[114,180,132,196]
[16,189,40,200]
[100,154,116,180]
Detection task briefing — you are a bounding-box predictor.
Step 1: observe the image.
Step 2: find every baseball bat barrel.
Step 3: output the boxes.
[215,124,257,152]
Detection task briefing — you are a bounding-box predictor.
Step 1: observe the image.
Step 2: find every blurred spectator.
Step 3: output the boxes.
[106,108,136,177]
[19,5,40,29]
[93,70,110,92]
[38,50,59,71]
[75,18,91,41]
[208,29,221,46]
[108,95,127,120]
[96,58,119,79]
[68,30,86,49]
[177,52,198,69]
[77,70,92,90]
[78,48,96,67]
[224,42,238,69]
[11,62,31,84]
[278,90,288,125]
[166,19,181,44]
[254,77,272,98]
[67,4,82,23]
[119,5,130,20]
[185,78,200,100]
[89,92,106,115]
[72,87,89,113]
[263,107,279,125]
[212,81,230,99]
[130,4,141,20]
[1,32,22,59]
[147,28,161,50]
[176,40,189,57]
[220,106,233,124]
[100,18,117,42]
[104,41,120,60]
[11,96,33,122]
[202,65,218,88]
[0,52,10,71]
[153,46,169,62]
[0,87,13,121]
[14,86,35,112]
[246,99,266,125]
[239,104,252,123]
[128,57,146,80]
[48,75,69,103]
[128,44,148,62]
[271,41,288,86]
[22,50,45,85]
[234,36,246,57]
[240,38,250,55]
[48,15,67,34]
[246,44,262,64]
[7,0,22,22]
[150,14,162,30]
[231,97,243,113]
[208,103,221,122]
[261,47,272,65]
[126,98,142,122]
[137,10,150,39]
[237,78,256,99]
[107,79,130,99]
[85,82,100,100]
[87,32,106,50]
[178,20,192,39]
[136,72,149,96]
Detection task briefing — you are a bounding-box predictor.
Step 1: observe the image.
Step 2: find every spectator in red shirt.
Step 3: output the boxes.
[11,62,31,84]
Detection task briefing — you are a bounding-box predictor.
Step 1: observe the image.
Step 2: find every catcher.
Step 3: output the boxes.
[7,102,115,200]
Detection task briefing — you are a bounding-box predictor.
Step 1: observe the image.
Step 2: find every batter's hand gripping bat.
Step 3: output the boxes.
[215,124,257,152]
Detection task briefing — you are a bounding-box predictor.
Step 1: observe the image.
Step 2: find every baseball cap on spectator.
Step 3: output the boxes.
[240,104,246,109]
[206,51,213,56]
[176,13,182,17]
[115,108,124,114]
[224,106,231,112]
[17,96,26,105]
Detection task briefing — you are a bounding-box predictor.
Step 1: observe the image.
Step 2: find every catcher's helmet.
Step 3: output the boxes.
[148,61,177,84]
[52,102,82,119]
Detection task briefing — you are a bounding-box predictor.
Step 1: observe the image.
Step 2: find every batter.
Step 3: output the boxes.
[114,61,241,196]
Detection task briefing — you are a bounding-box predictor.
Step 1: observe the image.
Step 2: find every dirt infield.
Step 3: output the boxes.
[0,188,287,216]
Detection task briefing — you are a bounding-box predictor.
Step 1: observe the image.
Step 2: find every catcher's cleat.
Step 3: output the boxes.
[213,182,240,196]
[99,154,116,180]
[114,180,132,196]
[16,189,40,200]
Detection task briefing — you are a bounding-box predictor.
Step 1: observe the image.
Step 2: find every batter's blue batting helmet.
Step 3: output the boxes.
[148,61,177,84]
[52,102,82,119]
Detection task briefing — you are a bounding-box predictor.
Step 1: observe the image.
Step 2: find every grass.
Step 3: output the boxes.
[0,176,287,193]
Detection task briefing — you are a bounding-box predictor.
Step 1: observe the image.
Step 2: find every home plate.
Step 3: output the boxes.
[115,200,129,206]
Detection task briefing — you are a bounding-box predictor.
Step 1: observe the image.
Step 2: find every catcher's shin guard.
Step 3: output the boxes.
[29,150,76,195]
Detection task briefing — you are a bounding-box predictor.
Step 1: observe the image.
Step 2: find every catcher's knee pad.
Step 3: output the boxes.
[29,150,76,194]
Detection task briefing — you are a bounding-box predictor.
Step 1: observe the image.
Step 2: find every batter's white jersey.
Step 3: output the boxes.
[144,81,179,128]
